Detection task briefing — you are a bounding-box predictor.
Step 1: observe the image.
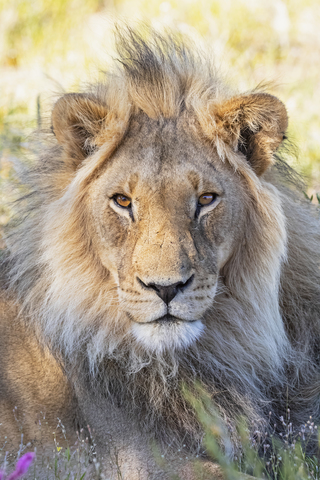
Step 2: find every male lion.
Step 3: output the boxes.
[1,27,320,479]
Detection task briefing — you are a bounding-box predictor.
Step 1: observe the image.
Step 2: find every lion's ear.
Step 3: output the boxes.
[51,93,109,163]
[213,93,288,176]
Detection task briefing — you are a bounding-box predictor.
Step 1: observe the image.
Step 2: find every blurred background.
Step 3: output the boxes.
[0,0,320,229]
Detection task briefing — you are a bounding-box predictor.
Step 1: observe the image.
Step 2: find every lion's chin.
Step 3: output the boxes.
[131,318,204,353]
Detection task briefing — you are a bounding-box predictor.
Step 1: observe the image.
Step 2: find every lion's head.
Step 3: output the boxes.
[8,29,292,415]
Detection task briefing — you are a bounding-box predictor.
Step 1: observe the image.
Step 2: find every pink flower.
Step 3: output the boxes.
[2,452,36,480]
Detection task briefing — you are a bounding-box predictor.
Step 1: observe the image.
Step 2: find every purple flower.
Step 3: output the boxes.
[0,471,6,480]
[5,452,36,480]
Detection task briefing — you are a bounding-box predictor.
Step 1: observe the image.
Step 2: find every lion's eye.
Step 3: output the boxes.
[113,194,131,208]
[198,193,217,207]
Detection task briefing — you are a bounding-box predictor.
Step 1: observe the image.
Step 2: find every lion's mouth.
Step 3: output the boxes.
[152,314,180,324]
[127,312,190,324]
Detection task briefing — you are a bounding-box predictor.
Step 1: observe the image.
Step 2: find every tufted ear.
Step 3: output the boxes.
[212,93,288,176]
[51,93,109,164]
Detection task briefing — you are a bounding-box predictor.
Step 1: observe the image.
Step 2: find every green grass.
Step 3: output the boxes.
[186,386,320,480]
[0,0,320,187]
[2,392,320,479]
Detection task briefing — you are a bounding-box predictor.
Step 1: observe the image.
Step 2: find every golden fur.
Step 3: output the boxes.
[1,27,320,479]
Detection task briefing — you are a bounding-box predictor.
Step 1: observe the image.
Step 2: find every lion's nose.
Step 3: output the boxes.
[137,275,194,305]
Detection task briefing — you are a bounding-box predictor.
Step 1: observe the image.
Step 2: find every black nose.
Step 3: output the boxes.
[138,275,194,305]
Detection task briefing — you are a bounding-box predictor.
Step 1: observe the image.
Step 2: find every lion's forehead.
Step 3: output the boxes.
[98,116,227,200]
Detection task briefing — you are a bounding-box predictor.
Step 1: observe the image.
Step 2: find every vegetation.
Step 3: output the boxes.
[187,387,320,480]
[0,452,35,479]
[1,0,320,184]
[2,394,320,479]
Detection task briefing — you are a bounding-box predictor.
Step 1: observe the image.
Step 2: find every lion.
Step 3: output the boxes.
[1,27,320,479]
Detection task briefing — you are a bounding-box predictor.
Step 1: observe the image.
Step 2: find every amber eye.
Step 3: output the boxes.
[198,193,217,206]
[113,194,131,208]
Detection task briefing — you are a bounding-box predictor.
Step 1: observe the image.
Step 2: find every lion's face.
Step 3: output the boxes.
[88,115,244,352]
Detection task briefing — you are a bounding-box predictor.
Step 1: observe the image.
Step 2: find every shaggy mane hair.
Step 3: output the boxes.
[4,27,320,450]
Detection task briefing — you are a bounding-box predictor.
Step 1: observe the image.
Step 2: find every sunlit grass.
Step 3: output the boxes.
[0,0,319,188]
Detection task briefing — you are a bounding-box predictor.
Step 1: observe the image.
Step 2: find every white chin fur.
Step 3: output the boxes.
[131,320,204,353]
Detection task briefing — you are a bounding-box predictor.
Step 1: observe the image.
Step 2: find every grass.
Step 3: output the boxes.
[2,392,320,479]
[1,0,320,187]
[1,417,101,480]
[184,386,320,480]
